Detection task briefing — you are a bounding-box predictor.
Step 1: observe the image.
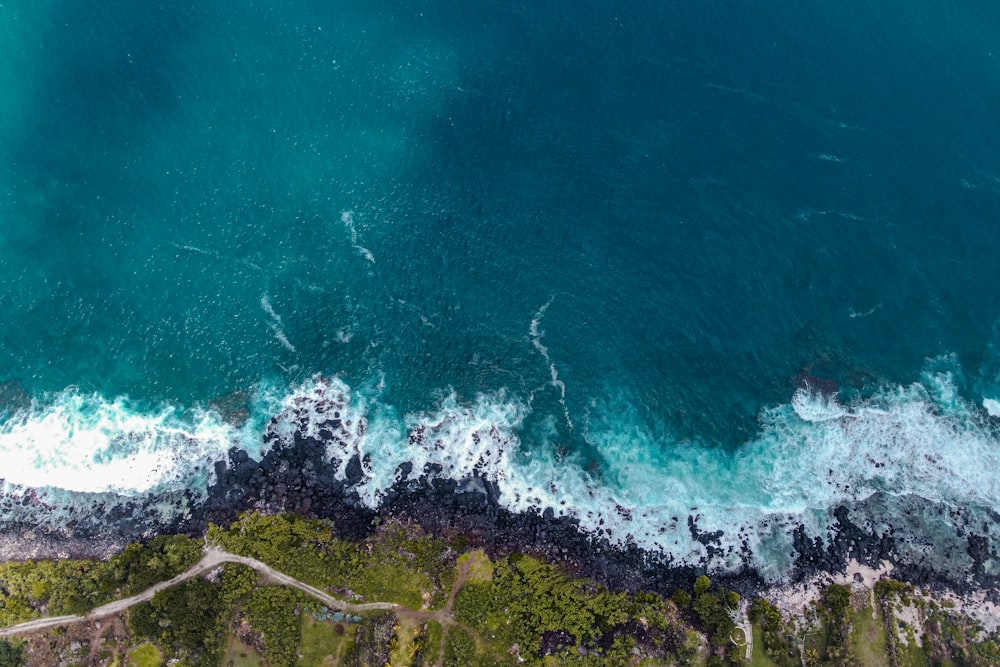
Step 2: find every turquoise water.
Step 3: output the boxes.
[2,1,1000,577]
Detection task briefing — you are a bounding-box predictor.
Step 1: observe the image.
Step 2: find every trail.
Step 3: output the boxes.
[0,546,398,639]
[730,599,752,663]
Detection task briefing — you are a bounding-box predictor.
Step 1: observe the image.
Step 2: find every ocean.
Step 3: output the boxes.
[2,0,1000,580]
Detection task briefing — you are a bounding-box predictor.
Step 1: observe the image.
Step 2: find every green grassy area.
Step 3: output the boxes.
[422,620,444,666]
[848,603,889,667]
[897,612,932,666]
[126,643,163,667]
[898,642,931,667]
[4,515,993,667]
[802,625,830,666]
[459,549,494,584]
[750,624,780,667]
[208,513,453,611]
[388,618,424,667]
[298,613,355,667]
[223,634,265,667]
[348,561,435,610]
[896,634,931,667]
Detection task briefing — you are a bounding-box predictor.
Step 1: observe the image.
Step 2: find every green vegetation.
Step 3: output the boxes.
[112,535,203,597]
[458,548,494,583]
[453,552,693,665]
[421,620,444,666]
[453,553,628,659]
[818,583,851,664]
[923,605,1000,667]
[126,642,163,667]
[387,618,424,666]
[222,634,265,667]
[298,613,354,666]
[243,586,305,667]
[689,575,742,665]
[748,598,797,667]
[128,577,227,664]
[0,534,203,624]
[208,512,454,609]
[847,601,889,667]
[0,513,996,667]
[0,640,23,667]
[750,624,781,667]
[444,626,477,667]
[341,611,396,667]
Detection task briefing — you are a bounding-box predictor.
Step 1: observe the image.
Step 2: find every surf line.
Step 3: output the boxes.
[529,297,573,431]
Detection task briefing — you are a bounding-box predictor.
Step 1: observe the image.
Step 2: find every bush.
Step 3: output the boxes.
[671,590,692,608]
[873,578,911,600]
[343,611,396,667]
[444,627,476,667]
[128,577,225,665]
[111,535,203,597]
[0,640,23,667]
[243,586,303,667]
[749,599,798,667]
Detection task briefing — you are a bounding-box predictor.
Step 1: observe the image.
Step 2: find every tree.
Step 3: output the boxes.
[0,640,23,667]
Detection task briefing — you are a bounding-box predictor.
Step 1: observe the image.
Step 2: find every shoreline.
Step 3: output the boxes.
[2,426,999,611]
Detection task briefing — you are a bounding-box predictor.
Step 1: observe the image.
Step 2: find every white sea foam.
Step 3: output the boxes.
[261,293,297,353]
[3,358,999,580]
[529,298,573,430]
[0,389,257,496]
[340,210,375,263]
[984,397,1000,417]
[790,387,847,422]
[848,303,883,319]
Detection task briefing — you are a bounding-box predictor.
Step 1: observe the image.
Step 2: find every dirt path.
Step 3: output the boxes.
[733,599,752,663]
[0,546,398,639]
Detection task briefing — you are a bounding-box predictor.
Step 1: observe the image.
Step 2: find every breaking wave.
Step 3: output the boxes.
[2,356,998,580]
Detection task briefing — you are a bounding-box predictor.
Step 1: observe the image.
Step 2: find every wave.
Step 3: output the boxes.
[2,357,998,580]
[0,388,275,496]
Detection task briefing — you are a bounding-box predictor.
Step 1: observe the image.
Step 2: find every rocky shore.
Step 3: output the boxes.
[3,416,999,612]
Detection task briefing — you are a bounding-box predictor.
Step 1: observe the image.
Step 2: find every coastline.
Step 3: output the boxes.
[3,431,1000,667]
[3,424,998,604]
[1,507,998,666]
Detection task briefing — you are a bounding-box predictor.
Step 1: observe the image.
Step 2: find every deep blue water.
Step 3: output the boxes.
[2,1,1000,575]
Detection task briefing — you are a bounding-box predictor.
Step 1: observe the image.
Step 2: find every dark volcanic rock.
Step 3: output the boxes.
[2,402,998,604]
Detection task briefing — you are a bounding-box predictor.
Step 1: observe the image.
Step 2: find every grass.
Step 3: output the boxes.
[388,617,423,666]
[848,603,889,667]
[126,643,162,667]
[298,613,354,666]
[750,624,780,667]
[422,620,444,666]
[803,626,827,659]
[223,633,265,667]
[460,549,494,584]
[895,622,930,667]
[898,640,931,667]
[348,562,435,610]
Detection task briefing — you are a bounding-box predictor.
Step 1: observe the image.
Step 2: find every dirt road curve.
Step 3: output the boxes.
[0,547,398,639]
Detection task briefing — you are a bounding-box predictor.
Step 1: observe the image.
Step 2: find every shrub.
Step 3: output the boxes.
[444,627,476,667]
